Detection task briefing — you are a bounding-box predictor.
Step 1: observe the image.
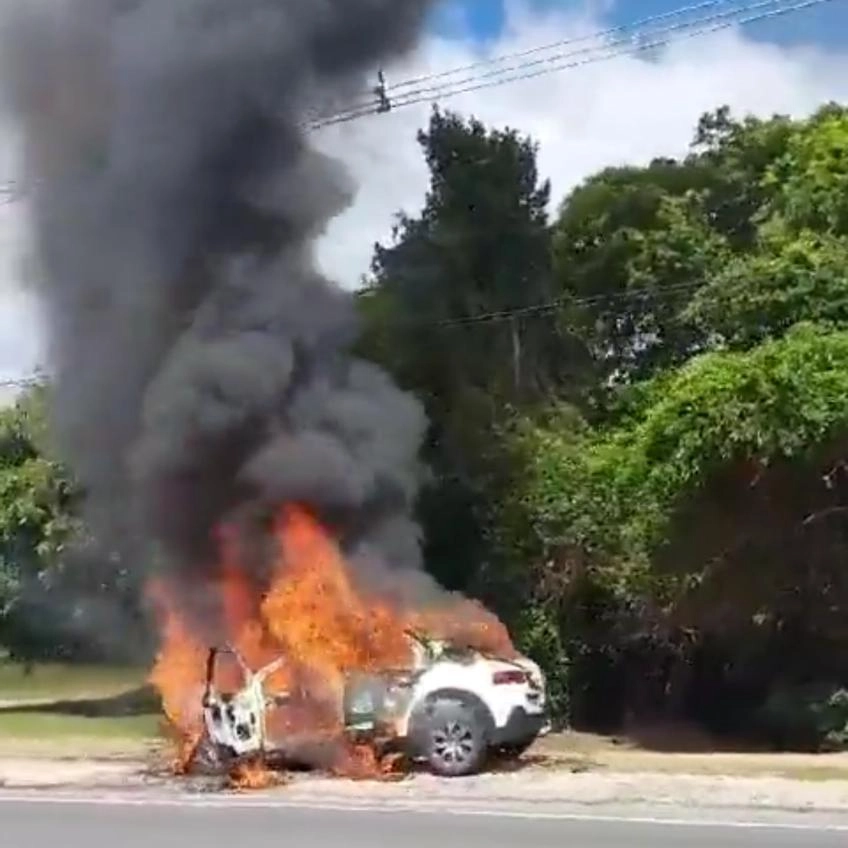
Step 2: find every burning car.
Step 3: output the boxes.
[194,631,549,778]
[151,506,543,783]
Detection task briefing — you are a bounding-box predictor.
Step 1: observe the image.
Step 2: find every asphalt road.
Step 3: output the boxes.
[1,796,847,848]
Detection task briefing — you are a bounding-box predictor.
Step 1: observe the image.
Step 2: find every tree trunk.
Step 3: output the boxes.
[511,317,522,392]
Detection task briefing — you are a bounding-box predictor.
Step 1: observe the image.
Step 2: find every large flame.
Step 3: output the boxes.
[148,504,515,776]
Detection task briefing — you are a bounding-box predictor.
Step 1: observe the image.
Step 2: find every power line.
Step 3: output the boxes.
[0,0,834,193]
[311,0,835,128]
[355,279,708,330]
[306,0,759,121]
[324,0,834,124]
[0,179,39,206]
[0,376,42,390]
[0,0,833,385]
[1,280,711,389]
[390,0,796,103]
[387,0,751,94]
[0,182,26,206]
[432,281,707,327]
[365,0,787,112]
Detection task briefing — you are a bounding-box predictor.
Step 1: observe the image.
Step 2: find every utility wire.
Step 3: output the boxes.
[1,0,835,191]
[433,281,707,327]
[357,279,709,329]
[0,181,27,205]
[384,0,752,94]
[311,0,835,128]
[1,280,711,388]
[306,0,759,121]
[0,376,43,389]
[0,0,834,384]
[387,0,799,104]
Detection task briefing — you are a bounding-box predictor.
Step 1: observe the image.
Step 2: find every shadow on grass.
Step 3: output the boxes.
[618,721,771,754]
[0,685,160,718]
[487,751,598,775]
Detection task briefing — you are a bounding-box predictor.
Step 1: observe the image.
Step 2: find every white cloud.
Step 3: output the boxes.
[0,122,42,399]
[3,1,848,389]
[314,3,848,285]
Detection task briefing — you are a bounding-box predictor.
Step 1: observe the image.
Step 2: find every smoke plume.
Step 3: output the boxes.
[0,0,435,631]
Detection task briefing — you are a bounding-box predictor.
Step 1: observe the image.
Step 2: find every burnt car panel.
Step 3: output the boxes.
[196,633,549,777]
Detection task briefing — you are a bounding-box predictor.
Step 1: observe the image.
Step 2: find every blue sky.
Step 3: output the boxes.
[432,0,848,49]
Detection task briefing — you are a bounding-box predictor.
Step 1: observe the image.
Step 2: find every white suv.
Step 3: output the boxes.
[197,633,550,778]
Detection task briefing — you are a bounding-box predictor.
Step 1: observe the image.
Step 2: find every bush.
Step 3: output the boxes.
[758,683,848,751]
[514,603,571,726]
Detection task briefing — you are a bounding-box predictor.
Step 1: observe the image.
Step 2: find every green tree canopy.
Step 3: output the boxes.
[357,101,848,737]
[0,382,82,658]
[360,108,584,594]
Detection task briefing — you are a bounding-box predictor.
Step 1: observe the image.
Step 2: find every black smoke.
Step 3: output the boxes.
[0,0,434,631]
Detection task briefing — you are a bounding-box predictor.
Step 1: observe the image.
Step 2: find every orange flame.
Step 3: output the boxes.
[148,503,515,778]
[228,760,285,791]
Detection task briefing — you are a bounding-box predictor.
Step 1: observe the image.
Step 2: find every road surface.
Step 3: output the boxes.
[1,793,847,848]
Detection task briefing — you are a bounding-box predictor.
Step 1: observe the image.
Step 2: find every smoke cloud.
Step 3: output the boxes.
[0,0,434,630]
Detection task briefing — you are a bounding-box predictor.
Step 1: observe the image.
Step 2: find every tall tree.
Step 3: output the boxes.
[763,103,848,237]
[361,109,582,594]
[368,108,577,407]
[686,105,848,350]
[0,383,80,658]
[0,383,145,662]
[552,168,727,384]
[689,105,795,247]
[550,106,804,388]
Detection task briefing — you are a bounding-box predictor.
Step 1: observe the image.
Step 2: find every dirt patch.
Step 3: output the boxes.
[532,730,848,781]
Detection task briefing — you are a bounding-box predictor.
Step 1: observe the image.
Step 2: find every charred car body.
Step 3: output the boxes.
[196,633,550,777]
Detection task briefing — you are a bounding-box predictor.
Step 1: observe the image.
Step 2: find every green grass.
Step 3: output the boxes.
[0,711,158,740]
[776,766,848,782]
[0,661,146,703]
[0,711,159,758]
[0,660,160,756]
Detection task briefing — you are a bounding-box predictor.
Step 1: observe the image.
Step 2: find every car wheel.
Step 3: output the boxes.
[421,697,489,777]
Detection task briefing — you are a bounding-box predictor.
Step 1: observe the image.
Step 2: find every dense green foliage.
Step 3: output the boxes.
[0,384,81,658]
[361,102,848,746]
[6,100,848,750]
[0,385,144,662]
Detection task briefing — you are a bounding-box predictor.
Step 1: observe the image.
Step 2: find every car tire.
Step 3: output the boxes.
[418,696,490,778]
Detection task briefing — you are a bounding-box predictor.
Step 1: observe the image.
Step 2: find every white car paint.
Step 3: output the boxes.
[390,639,548,737]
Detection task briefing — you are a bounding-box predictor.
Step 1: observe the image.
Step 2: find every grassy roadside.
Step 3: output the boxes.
[0,661,145,703]
[0,714,158,758]
[533,730,848,782]
[2,662,848,780]
[0,660,159,758]
[5,721,848,782]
